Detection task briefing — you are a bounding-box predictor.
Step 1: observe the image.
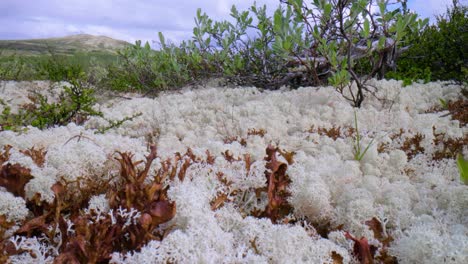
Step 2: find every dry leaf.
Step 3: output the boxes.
[0,163,33,198]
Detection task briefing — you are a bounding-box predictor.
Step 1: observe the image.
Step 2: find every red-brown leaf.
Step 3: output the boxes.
[0,145,12,164]
[345,232,374,264]
[16,214,49,236]
[20,147,47,167]
[53,252,81,264]
[210,193,228,211]
[0,163,33,198]
[149,200,176,226]
[331,251,344,264]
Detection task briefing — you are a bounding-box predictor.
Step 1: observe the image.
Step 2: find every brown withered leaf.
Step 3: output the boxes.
[247,128,266,137]
[206,150,215,165]
[211,193,228,211]
[8,145,188,263]
[0,145,12,164]
[447,99,468,126]
[139,213,153,231]
[223,136,247,146]
[250,237,260,254]
[0,215,14,229]
[331,251,344,264]
[0,215,16,256]
[0,239,17,263]
[20,147,47,167]
[345,232,374,264]
[365,218,397,264]
[0,163,33,198]
[61,215,119,263]
[113,145,177,237]
[377,142,389,154]
[244,154,252,172]
[54,252,81,264]
[309,125,347,140]
[138,144,158,184]
[149,200,176,226]
[177,158,191,181]
[365,218,384,241]
[146,183,163,201]
[222,150,240,163]
[427,98,468,126]
[216,171,232,186]
[401,133,425,160]
[51,182,65,197]
[278,149,295,165]
[115,152,139,183]
[262,145,292,222]
[16,214,49,236]
[376,251,398,264]
[365,218,393,246]
[184,148,197,161]
[432,126,468,160]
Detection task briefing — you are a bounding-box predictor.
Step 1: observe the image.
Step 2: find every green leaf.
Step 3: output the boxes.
[363,19,370,38]
[193,27,200,38]
[378,1,386,16]
[378,36,387,50]
[274,9,283,33]
[230,5,238,18]
[439,98,448,109]
[457,154,468,185]
[205,37,211,47]
[421,18,429,28]
[158,32,166,48]
[324,3,332,18]
[283,37,292,51]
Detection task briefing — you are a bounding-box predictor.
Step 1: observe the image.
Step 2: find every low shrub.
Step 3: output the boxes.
[0,79,102,131]
[0,53,25,80]
[107,1,426,107]
[389,0,467,84]
[36,55,85,82]
[104,40,197,92]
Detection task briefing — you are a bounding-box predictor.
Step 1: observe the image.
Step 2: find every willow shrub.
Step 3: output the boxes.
[107,1,428,107]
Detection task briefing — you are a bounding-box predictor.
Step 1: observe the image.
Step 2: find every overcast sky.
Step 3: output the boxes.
[0,0,462,45]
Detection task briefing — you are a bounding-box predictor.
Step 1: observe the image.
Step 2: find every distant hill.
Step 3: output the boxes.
[0,34,132,56]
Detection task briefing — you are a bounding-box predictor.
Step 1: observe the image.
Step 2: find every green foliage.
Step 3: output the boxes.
[106,3,303,92]
[105,40,197,92]
[104,0,430,101]
[385,66,432,86]
[0,80,102,131]
[0,53,25,80]
[95,112,142,134]
[32,80,101,129]
[391,1,467,83]
[282,0,425,106]
[36,55,85,81]
[457,153,468,185]
[0,52,117,82]
[0,99,31,131]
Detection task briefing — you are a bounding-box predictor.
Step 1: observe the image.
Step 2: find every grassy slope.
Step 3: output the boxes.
[0,34,133,80]
[0,34,131,56]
